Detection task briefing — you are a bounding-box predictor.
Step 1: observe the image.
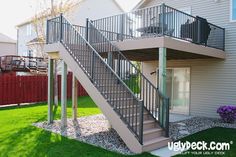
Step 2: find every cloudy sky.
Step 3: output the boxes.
[0,0,140,40]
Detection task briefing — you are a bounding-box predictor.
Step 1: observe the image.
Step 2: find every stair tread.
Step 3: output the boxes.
[143,128,162,134]
[109,98,134,101]
[143,137,170,146]
[116,105,139,109]
[133,119,154,125]
[124,112,148,117]
[144,119,155,124]
[103,91,129,93]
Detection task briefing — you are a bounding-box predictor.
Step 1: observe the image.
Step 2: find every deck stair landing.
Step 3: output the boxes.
[45,15,170,153]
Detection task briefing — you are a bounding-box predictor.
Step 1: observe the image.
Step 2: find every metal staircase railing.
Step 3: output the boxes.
[47,15,170,143]
[88,20,170,136]
[47,15,145,144]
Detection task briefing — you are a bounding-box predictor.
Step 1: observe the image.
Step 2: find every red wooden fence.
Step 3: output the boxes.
[0,73,88,105]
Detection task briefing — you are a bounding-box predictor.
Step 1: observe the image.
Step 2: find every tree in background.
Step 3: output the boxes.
[31,0,78,106]
[31,0,77,58]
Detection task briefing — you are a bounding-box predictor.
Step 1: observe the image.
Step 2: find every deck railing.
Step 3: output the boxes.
[89,20,170,136]
[0,55,47,72]
[47,15,145,143]
[93,4,225,51]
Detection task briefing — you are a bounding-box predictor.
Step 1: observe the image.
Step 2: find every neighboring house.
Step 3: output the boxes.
[45,0,234,153]
[0,33,16,56]
[16,0,124,58]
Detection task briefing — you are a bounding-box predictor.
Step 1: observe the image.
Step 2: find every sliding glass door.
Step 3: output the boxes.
[158,68,190,115]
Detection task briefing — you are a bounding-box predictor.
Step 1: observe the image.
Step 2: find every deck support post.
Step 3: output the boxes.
[54,60,58,107]
[72,74,78,121]
[47,58,54,124]
[158,47,167,124]
[159,47,167,95]
[107,52,113,68]
[61,61,68,128]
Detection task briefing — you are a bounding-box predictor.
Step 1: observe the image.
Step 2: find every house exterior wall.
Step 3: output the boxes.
[17,0,123,58]
[66,0,123,25]
[140,0,236,118]
[17,23,37,57]
[0,42,16,56]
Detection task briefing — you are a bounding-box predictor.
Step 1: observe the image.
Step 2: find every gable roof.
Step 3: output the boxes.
[113,0,125,12]
[132,0,149,10]
[0,33,16,44]
[16,0,125,28]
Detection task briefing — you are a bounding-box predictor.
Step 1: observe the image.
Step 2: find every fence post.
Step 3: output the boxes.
[48,58,54,124]
[165,98,170,137]
[87,19,95,80]
[86,18,89,42]
[61,61,68,128]
[72,74,78,120]
[139,100,144,144]
[59,13,63,42]
[161,3,166,36]
[46,19,49,44]
[120,14,124,41]
[197,18,201,44]
[116,54,121,77]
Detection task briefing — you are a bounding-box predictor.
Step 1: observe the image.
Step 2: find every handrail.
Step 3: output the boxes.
[47,15,145,143]
[93,3,225,51]
[66,18,140,103]
[89,21,158,94]
[88,20,170,136]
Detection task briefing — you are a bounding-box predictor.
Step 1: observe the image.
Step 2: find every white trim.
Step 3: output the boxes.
[230,0,236,22]
[26,24,32,36]
[112,0,125,12]
[132,0,146,10]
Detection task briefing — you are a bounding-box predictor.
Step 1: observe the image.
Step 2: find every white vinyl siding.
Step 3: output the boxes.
[26,24,32,36]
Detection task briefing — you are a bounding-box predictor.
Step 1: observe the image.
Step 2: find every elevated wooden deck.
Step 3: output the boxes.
[113,37,226,61]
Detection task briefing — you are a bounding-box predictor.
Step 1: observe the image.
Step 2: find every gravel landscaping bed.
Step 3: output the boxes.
[170,116,236,141]
[33,114,236,154]
[33,114,133,155]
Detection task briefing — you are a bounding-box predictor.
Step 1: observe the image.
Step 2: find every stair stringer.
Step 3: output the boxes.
[45,43,143,153]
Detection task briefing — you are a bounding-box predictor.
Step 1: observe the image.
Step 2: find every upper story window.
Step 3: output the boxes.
[231,0,236,21]
[26,24,32,36]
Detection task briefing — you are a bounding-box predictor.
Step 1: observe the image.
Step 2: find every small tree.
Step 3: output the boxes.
[31,0,77,58]
[32,0,78,106]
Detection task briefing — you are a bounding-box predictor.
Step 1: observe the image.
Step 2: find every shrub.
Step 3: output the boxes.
[217,105,236,123]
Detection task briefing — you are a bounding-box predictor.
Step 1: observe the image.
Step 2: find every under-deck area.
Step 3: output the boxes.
[113,36,226,61]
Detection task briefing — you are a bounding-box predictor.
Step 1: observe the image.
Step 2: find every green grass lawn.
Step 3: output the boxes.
[175,127,236,157]
[0,96,154,157]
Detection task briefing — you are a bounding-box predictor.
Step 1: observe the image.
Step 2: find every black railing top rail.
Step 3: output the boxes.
[164,5,225,30]
[93,3,224,30]
[47,15,169,140]
[59,16,141,103]
[89,20,159,96]
[93,3,225,51]
[48,15,145,143]
[89,20,170,136]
